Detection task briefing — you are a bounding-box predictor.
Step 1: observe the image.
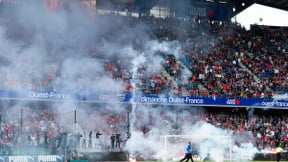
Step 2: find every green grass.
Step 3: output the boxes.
[138,161,288,162]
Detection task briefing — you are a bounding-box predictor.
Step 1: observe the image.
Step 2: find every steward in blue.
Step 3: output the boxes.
[180,141,194,162]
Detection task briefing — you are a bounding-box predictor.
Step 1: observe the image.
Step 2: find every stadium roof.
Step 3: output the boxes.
[181,0,288,16]
[152,0,288,17]
[226,0,288,16]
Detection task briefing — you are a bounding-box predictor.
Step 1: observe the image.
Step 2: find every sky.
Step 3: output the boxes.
[232,3,288,30]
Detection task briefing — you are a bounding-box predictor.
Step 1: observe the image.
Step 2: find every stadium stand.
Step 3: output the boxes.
[0,0,287,161]
[1,103,288,155]
[0,13,286,98]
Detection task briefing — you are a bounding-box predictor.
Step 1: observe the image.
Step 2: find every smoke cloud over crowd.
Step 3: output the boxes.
[0,1,279,162]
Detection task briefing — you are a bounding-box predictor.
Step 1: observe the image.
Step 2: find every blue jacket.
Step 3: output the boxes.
[185,144,192,154]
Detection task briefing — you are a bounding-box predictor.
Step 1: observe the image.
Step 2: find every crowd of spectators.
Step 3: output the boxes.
[131,106,288,152]
[2,14,288,98]
[0,102,129,155]
[0,3,287,160]
[147,17,287,99]
[120,14,287,98]
[104,56,175,95]
[0,10,287,99]
[0,103,62,155]
[1,102,288,155]
[241,26,288,94]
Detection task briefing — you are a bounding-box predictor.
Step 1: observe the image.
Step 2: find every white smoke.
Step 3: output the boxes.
[146,40,182,58]
[273,93,288,101]
[124,108,261,162]
[0,2,265,162]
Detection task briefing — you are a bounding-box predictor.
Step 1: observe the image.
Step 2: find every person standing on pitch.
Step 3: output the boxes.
[82,131,87,149]
[110,134,115,149]
[180,141,194,162]
[276,144,283,162]
[88,131,92,149]
[115,133,121,148]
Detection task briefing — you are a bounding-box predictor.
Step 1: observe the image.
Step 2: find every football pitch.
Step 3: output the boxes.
[140,161,288,162]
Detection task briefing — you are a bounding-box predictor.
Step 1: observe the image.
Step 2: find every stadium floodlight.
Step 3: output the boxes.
[160,135,233,162]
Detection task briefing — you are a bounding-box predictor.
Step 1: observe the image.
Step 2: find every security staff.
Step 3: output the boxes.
[180,141,194,162]
[276,144,283,162]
